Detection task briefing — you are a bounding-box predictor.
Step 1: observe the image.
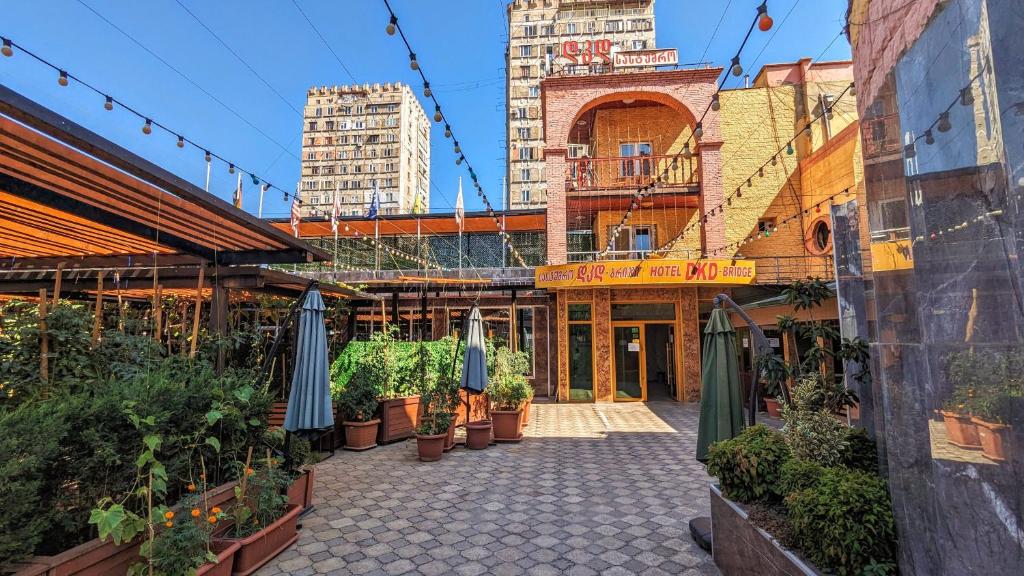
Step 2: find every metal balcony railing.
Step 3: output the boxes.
[748,255,835,284]
[566,154,699,192]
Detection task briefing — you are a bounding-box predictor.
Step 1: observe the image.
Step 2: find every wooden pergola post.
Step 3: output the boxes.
[209,281,228,374]
[51,262,64,307]
[189,266,205,358]
[38,288,48,381]
[153,284,163,343]
[92,272,103,346]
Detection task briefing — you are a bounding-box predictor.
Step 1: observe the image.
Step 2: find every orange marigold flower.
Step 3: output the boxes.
[211,507,222,515]
[163,511,174,520]
[245,467,255,476]
[191,508,201,518]
[208,516,218,524]
[187,483,196,492]
[164,521,173,528]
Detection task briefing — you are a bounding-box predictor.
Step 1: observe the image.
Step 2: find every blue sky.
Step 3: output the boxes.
[0,0,851,217]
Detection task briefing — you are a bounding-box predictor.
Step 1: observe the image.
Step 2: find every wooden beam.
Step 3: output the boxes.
[92,272,103,346]
[51,261,63,307]
[189,266,205,358]
[38,288,47,381]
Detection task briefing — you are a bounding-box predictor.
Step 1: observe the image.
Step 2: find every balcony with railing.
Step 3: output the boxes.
[566,154,699,195]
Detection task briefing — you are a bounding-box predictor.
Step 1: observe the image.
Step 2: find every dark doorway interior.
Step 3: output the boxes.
[644,324,675,400]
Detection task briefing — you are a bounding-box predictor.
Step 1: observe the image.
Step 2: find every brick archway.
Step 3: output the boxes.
[541,69,727,264]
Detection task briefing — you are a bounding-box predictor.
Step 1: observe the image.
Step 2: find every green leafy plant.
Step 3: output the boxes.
[841,427,879,473]
[781,376,849,467]
[337,368,381,422]
[488,347,532,411]
[225,450,291,539]
[141,489,228,576]
[778,457,825,497]
[785,467,897,575]
[706,424,791,503]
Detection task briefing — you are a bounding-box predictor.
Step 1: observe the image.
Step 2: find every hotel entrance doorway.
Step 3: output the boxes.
[610,303,679,401]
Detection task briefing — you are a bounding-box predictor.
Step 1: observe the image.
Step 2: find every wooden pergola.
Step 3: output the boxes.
[0,86,377,374]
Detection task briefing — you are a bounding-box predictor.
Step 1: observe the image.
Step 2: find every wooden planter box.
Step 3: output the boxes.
[196,540,240,576]
[287,468,315,511]
[215,504,301,576]
[455,390,489,426]
[17,481,240,576]
[377,395,421,443]
[710,485,823,576]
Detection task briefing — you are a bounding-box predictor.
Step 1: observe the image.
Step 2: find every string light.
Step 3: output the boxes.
[444,125,452,138]
[1,38,13,57]
[177,135,185,148]
[959,87,974,107]
[423,81,431,97]
[57,70,69,86]
[924,130,935,145]
[730,56,743,77]
[141,118,152,134]
[104,95,114,111]
[228,163,235,174]
[408,52,419,70]
[385,15,397,35]
[758,3,774,31]
[710,93,720,111]
[937,112,952,133]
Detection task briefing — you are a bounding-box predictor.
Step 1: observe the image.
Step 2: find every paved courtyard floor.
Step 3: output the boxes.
[258,401,719,576]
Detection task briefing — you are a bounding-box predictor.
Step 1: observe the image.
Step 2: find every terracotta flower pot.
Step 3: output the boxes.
[939,410,981,449]
[521,399,532,428]
[416,432,447,462]
[444,421,456,452]
[764,397,782,418]
[492,409,524,442]
[215,504,301,576]
[195,540,240,576]
[343,419,380,451]
[465,420,492,450]
[287,468,314,511]
[972,417,1011,462]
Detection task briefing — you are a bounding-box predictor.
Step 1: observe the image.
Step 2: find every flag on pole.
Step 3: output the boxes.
[232,172,242,209]
[455,177,465,232]
[366,182,380,219]
[258,183,268,218]
[331,182,342,233]
[290,196,301,237]
[412,190,424,215]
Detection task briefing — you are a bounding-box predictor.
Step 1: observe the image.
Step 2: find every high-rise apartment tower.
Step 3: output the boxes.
[300,82,430,217]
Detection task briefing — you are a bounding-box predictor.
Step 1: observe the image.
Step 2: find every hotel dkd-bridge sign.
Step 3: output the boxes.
[535,259,756,289]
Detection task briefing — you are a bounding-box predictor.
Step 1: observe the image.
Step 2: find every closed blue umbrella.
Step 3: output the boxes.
[284,287,334,433]
[461,306,488,392]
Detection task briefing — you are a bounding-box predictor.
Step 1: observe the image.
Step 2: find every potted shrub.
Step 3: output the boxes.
[373,327,422,443]
[488,347,532,442]
[970,386,1013,462]
[264,428,318,511]
[338,368,381,451]
[939,350,985,449]
[757,353,789,418]
[415,411,452,462]
[216,451,301,576]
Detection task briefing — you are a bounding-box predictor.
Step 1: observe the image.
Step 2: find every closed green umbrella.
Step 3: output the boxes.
[695,306,744,462]
[284,287,333,433]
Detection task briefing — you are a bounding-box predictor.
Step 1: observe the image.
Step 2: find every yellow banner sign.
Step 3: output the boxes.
[870,240,913,272]
[535,259,756,289]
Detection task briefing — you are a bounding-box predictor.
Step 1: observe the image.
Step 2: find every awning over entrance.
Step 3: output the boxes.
[535,258,756,289]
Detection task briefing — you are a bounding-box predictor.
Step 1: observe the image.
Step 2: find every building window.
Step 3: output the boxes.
[523,25,537,37]
[631,39,647,50]
[529,86,540,98]
[519,45,532,57]
[520,168,531,182]
[618,142,652,177]
[518,147,534,160]
[310,196,319,204]
[519,65,531,79]
[518,127,531,139]
[307,120,317,131]
[325,120,335,130]
[806,217,833,254]
[758,218,776,234]
[521,189,531,203]
[567,22,577,34]
[541,25,554,36]
[517,107,528,119]
[605,20,623,32]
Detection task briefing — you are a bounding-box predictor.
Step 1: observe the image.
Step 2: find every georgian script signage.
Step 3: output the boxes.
[535,259,756,289]
[613,48,679,68]
[560,39,613,65]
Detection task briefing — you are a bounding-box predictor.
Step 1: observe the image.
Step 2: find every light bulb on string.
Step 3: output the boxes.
[693,122,703,139]
[924,129,935,145]
[176,135,185,148]
[433,105,442,122]
[104,96,114,111]
[786,142,794,155]
[409,53,419,70]
[730,56,743,77]
[960,87,974,107]
[1,38,13,57]
[58,70,69,87]
[937,112,952,133]
[710,93,720,111]
[454,142,461,154]
[444,125,452,138]
[228,163,235,174]
[682,143,692,159]
[423,82,431,97]
[771,155,777,166]
[386,15,397,35]
[142,118,152,135]
[758,5,774,31]
[849,82,857,97]
[456,155,463,166]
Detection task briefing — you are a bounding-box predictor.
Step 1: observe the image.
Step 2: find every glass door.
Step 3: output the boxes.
[613,325,645,400]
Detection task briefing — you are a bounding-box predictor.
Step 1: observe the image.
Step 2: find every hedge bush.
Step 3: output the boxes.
[841,427,879,473]
[706,424,790,503]
[786,467,897,575]
[778,457,824,497]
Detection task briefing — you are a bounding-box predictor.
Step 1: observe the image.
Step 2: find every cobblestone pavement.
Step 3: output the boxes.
[258,401,719,576]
